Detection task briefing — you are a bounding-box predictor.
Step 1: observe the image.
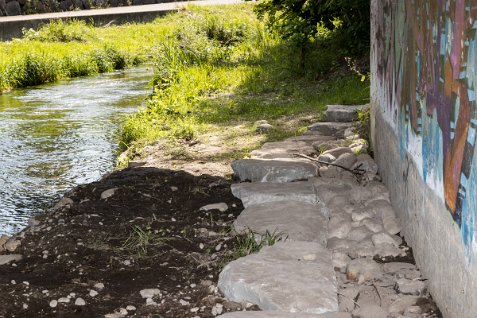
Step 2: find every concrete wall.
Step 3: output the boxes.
[371,1,477,316]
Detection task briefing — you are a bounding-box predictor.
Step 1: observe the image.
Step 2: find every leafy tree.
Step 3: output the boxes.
[255,0,370,69]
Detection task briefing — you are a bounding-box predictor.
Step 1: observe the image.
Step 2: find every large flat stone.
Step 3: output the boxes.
[232,159,319,183]
[307,122,354,138]
[231,181,318,208]
[234,200,328,245]
[218,241,338,314]
[250,140,316,160]
[322,105,369,122]
[219,312,351,318]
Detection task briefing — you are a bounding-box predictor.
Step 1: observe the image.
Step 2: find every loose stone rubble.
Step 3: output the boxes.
[217,104,441,317]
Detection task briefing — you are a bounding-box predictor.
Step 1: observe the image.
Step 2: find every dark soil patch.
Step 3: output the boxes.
[0,167,258,317]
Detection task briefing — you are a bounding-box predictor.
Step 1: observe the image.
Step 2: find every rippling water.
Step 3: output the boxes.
[0,67,153,235]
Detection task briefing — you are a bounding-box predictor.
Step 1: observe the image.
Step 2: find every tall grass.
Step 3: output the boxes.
[119,4,370,150]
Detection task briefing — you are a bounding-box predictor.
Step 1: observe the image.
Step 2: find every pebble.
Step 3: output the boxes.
[371,232,402,247]
[89,290,98,297]
[75,298,86,306]
[94,283,105,290]
[199,243,205,249]
[215,243,222,251]
[100,188,118,200]
[140,288,161,299]
[49,300,58,308]
[347,258,382,283]
[58,297,70,303]
[145,298,158,306]
[5,239,21,252]
[256,123,274,133]
[200,203,228,212]
[211,303,223,316]
[179,299,190,306]
[126,305,136,311]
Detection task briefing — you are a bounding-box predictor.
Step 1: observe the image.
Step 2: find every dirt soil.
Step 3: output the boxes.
[0,167,259,318]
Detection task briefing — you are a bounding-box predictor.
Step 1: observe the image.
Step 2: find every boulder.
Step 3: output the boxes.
[232,159,318,183]
[308,122,354,138]
[346,258,382,283]
[218,241,338,314]
[234,200,328,245]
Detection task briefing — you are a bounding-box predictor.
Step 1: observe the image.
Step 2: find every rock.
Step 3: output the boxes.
[338,286,360,311]
[75,298,86,306]
[218,312,351,317]
[5,239,21,252]
[381,208,401,235]
[382,262,417,274]
[139,288,161,299]
[251,140,317,160]
[334,153,357,170]
[308,122,354,138]
[346,258,382,283]
[317,153,336,163]
[200,203,228,212]
[0,254,23,265]
[232,159,319,183]
[257,123,274,133]
[332,252,351,273]
[322,105,366,122]
[94,282,105,290]
[352,154,378,176]
[0,235,9,251]
[328,220,352,239]
[327,238,358,252]
[352,304,388,318]
[374,243,406,258]
[361,218,384,233]
[53,197,74,209]
[218,241,338,314]
[312,140,345,153]
[49,300,58,308]
[396,278,427,296]
[234,200,328,245]
[351,209,374,222]
[322,147,354,158]
[101,188,118,200]
[5,0,20,15]
[58,297,70,303]
[231,181,318,208]
[388,296,424,314]
[89,290,98,297]
[347,226,373,242]
[371,232,402,247]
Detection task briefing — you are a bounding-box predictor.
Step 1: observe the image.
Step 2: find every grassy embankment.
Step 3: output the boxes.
[118,4,370,163]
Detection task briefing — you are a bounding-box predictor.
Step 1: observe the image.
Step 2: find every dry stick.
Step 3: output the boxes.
[292,153,365,176]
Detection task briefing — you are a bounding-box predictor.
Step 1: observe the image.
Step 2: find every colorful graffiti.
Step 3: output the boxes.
[373,0,477,262]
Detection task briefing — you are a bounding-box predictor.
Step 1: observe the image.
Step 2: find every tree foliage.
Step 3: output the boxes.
[255,0,370,56]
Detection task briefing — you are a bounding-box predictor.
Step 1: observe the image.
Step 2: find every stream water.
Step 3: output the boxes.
[0,67,153,235]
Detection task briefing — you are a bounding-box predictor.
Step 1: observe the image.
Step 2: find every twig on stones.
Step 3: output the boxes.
[292,153,366,176]
[337,292,361,309]
[372,283,382,307]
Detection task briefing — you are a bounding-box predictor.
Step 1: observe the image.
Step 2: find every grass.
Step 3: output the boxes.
[118,4,370,160]
[121,225,168,257]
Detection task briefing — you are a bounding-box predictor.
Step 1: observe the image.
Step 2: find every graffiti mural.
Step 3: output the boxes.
[373,0,477,262]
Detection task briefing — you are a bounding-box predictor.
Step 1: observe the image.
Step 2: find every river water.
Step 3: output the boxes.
[0,67,153,235]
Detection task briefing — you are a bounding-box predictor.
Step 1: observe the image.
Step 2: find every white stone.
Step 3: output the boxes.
[351,209,374,222]
[328,221,352,240]
[322,147,354,158]
[218,241,338,314]
[317,153,336,163]
[234,200,328,245]
[0,254,22,265]
[327,238,358,252]
[75,298,86,306]
[200,203,228,212]
[322,105,366,122]
[5,239,21,252]
[334,153,357,170]
[232,159,319,183]
[139,288,161,299]
[371,232,402,247]
[126,305,136,311]
[101,188,118,200]
[374,243,406,258]
[346,258,382,283]
[347,226,373,242]
[231,181,318,208]
[396,279,427,295]
[388,296,422,314]
[332,252,351,273]
[89,290,98,297]
[361,218,384,233]
[49,300,58,308]
[308,122,354,138]
[58,297,70,303]
[94,283,105,290]
[251,140,319,160]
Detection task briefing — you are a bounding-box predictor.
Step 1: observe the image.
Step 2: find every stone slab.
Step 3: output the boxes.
[307,122,354,138]
[231,181,318,208]
[218,241,338,314]
[322,105,369,122]
[232,159,319,183]
[219,311,351,318]
[250,140,316,160]
[234,200,328,245]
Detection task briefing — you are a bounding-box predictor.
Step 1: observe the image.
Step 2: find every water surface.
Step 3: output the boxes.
[0,67,152,234]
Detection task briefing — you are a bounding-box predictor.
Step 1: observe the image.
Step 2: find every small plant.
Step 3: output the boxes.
[122,225,166,256]
[231,228,286,260]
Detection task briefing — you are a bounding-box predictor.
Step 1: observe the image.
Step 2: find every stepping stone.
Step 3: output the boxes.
[219,311,352,318]
[233,200,329,246]
[322,105,369,122]
[219,241,338,314]
[231,181,318,208]
[250,140,317,160]
[232,159,319,183]
[307,122,354,138]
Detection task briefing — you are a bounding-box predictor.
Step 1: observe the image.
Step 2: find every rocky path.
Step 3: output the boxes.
[216,105,441,318]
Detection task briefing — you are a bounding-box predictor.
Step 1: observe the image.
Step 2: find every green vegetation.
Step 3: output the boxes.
[122,225,168,257]
[119,4,369,156]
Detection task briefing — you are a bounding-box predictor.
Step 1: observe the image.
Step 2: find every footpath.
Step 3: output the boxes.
[216,105,441,318]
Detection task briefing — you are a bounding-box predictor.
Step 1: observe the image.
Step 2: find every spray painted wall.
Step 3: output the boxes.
[371,1,477,315]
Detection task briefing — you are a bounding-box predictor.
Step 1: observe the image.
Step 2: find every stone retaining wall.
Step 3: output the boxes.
[371,1,477,317]
[0,0,174,16]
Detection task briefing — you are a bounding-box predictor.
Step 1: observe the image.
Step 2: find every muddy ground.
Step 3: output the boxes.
[0,167,258,318]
